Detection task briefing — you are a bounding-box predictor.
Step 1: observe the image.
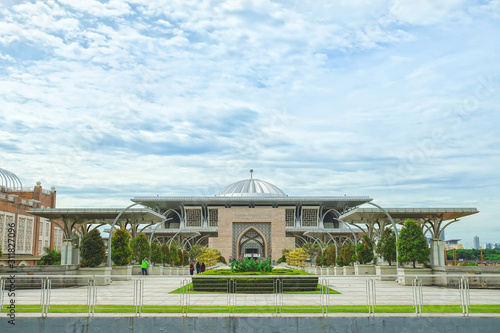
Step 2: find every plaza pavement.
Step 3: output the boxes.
[5,274,500,317]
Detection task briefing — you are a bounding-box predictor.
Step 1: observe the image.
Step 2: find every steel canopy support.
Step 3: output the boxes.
[365,202,400,269]
[107,203,140,268]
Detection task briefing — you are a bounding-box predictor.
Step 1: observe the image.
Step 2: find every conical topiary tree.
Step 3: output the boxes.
[111,228,132,266]
[377,228,396,265]
[131,234,151,263]
[80,228,105,268]
[356,235,374,264]
[397,219,430,268]
[151,241,163,265]
[336,243,355,267]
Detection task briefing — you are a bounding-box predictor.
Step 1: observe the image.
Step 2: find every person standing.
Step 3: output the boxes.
[201,262,206,273]
[196,262,201,274]
[189,262,194,275]
[141,258,149,275]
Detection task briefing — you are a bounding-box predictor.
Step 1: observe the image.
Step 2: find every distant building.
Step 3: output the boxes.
[0,168,63,266]
[473,236,480,249]
[444,239,462,250]
[484,243,494,250]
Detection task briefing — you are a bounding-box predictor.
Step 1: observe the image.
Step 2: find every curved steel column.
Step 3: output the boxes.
[365,202,399,269]
[148,218,173,245]
[107,203,140,268]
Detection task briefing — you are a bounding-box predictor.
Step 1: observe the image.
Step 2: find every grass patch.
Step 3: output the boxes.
[2,304,500,314]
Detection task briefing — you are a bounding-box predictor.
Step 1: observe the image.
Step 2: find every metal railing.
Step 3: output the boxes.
[0,274,499,317]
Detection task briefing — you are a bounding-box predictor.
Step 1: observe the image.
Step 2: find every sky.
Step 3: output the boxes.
[0,0,499,247]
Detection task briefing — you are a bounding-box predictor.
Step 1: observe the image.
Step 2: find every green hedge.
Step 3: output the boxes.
[192,276,319,293]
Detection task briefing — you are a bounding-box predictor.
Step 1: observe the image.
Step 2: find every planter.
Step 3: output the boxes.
[151,266,163,275]
[354,264,376,275]
[132,265,142,275]
[111,266,133,280]
[432,265,500,288]
[375,265,397,281]
[343,266,355,275]
[78,267,112,285]
[397,268,432,286]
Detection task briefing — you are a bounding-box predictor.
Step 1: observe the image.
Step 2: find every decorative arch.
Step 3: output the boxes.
[236,226,268,259]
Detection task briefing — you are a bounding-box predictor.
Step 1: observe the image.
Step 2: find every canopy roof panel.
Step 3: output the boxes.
[339,207,479,223]
[131,196,373,210]
[28,208,165,225]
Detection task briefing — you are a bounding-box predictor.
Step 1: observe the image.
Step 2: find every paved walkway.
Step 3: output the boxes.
[4,275,500,314]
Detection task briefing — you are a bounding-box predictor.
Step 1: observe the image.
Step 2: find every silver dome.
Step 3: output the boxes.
[217,178,287,197]
[0,168,23,189]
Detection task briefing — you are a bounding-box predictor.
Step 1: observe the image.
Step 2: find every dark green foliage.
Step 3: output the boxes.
[130,234,151,263]
[315,244,337,267]
[80,229,106,268]
[192,276,319,293]
[176,249,183,266]
[218,255,227,265]
[188,244,205,262]
[162,245,179,266]
[315,251,326,266]
[445,248,500,262]
[277,255,286,264]
[38,247,61,265]
[111,228,132,266]
[181,249,189,266]
[151,241,163,265]
[397,219,430,268]
[230,258,273,272]
[161,244,170,265]
[336,243,355,267]
[377,228,397,265]
[356,235,374,264]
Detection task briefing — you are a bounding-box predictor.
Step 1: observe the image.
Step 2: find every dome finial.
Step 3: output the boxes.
[250,169,254,180]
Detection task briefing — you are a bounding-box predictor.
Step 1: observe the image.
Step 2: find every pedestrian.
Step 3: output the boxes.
[196,262,201,274]
[141,258,148,275]
[201,262,206,273]
[189,262,194,275]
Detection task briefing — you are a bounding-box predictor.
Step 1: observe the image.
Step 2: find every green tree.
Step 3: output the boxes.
[38,247,61,265]
[356,235,374,264]
[302,242,320,260]
[151,241,163,265]
[377,228,397,266]
[161,244,170,265]
[336,243,355,267]
[181,249,189,266]
[80,228,106,268]
[397,219,430,268]
[176,248,183,266]
[130,234,151,263]
[111,228,132,266]
[188,244,205,262]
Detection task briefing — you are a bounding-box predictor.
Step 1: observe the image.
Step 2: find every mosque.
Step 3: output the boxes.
[1,168,479,267]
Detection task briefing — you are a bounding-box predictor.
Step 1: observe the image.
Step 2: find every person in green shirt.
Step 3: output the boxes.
[141,258,148,275]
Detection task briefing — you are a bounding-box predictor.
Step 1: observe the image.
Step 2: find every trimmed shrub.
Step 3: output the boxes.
[80,229,106,268]
[151,241,163,265]
[130,234,151,263]
[356,235,374,264]
[111,228,132,266]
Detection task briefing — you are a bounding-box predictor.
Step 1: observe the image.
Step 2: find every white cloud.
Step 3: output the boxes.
[0,0,499,244]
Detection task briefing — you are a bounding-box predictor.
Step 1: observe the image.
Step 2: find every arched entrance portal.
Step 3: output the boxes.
[236,227,267,259]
